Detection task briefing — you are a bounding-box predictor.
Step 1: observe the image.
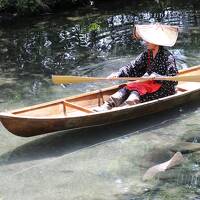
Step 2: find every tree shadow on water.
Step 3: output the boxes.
[0,102,199,166]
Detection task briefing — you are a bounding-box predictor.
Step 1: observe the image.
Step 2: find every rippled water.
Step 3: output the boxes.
[0,1,200,199]
[0,1,199,107]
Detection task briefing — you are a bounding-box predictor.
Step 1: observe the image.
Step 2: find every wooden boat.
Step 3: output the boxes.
[1,65,200,137]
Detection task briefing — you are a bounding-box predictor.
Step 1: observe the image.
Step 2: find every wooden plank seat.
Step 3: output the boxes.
[63,101,94,114]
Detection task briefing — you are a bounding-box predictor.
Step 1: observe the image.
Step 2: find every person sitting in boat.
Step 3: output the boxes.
[94,23,179,112]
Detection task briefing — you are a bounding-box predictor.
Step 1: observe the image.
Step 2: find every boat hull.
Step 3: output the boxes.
[1,88,200,137]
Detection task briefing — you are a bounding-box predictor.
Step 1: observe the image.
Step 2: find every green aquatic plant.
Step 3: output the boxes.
[88,22,101,32]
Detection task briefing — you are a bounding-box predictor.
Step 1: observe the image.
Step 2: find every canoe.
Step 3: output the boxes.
[1,65,200,137]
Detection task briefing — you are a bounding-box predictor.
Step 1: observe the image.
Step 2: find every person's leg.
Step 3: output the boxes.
[94,88,130,112]
[108,88,130,107]
[124,91,140,105]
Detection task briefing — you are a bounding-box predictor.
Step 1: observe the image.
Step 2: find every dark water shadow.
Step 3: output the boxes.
[0,101,200,166]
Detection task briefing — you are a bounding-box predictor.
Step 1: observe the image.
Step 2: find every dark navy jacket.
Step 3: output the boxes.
[117,47,178,102]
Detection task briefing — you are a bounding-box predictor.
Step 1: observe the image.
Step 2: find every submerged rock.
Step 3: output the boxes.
[143,152,184,181]
[170,142,200,154]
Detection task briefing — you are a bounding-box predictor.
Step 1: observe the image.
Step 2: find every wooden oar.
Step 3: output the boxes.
[52,74,200,84]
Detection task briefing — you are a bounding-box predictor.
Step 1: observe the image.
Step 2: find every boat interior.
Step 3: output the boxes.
[10,81,200,118]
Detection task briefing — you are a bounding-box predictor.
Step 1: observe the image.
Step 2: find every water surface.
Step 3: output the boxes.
[0,1,200,199]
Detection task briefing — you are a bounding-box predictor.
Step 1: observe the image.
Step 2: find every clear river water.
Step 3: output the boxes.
[0,1,200,199]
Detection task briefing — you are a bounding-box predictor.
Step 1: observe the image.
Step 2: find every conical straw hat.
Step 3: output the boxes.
[134,23,179,47]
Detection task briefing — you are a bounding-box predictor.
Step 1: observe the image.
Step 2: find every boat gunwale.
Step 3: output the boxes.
[1,84,120,115]
[0,88,195,120]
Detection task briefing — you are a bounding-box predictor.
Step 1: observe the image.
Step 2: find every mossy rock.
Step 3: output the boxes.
[189,151,200,164]
[170,142,200,154]
[140,148,174,169]
[180,127,200,142]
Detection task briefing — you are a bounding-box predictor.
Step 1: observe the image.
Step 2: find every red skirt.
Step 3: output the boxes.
[125,80,162,96]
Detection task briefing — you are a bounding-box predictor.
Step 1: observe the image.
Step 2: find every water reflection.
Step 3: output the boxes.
[0,6,199,106]
[0,3,200,76]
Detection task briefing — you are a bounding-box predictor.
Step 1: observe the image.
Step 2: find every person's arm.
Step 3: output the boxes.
[118,53,147,77]
[155,54,178,86]
[107,52,147,78]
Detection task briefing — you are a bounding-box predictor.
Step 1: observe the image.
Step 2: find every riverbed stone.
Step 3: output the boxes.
[170,142,200,154]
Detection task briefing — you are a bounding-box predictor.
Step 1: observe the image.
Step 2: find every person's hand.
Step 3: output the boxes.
[149,72,164,80]
[142,72,149,77]
[149,72,157,79]
[150,72,163,77]
[107,72,120,79]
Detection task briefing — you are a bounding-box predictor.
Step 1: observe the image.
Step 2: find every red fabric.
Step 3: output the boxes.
[125,80,162,96]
